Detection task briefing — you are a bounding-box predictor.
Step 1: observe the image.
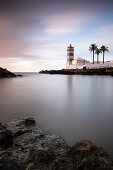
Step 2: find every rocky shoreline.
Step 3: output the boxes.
[0,117,113,170]
[39,67,113,76]
[0,67,22,78]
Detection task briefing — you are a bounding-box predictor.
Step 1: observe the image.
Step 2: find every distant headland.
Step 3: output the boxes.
[39,68,113,76]
[0,67,22,78]
[66,44,111,69]
[40,43,113,76]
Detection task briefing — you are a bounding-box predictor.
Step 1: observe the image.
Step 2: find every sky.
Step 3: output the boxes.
[0,0,113,72]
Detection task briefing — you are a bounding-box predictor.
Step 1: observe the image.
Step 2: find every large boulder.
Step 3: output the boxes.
[51,140,113,170]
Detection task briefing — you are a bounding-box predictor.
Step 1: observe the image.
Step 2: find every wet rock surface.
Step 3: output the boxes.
[0,117,113,170]
[0,67,22,78]
[0,123,12,148]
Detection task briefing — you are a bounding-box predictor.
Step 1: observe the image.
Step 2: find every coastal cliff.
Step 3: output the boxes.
[0,67,22,78]
[39,67,113,76]
[0,117,113,170]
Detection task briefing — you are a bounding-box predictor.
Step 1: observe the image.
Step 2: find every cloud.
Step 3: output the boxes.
[96,24,113,46]
[43,12,91,35]
[0,15,41,58]
[24,42,67,60]
[74,24,113,61]
[0,0,113,71]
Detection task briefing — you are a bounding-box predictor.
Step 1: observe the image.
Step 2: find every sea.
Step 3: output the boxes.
[0,73,113,159]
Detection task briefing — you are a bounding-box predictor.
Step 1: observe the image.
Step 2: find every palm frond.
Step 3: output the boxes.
[89,44,98,52]
[100,45,109,53]
[95,48,102,55]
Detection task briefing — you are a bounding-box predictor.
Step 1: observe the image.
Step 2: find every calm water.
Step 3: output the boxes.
[0,73,113,158]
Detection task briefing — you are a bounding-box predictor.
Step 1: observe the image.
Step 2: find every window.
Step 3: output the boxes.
[70,53,73,56]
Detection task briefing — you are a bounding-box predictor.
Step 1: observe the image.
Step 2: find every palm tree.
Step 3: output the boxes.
[89,44,98,64]
[100,45,109,63]
[95,48,101,64]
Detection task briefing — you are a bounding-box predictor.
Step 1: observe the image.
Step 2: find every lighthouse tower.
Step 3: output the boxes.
[67,44,74,69]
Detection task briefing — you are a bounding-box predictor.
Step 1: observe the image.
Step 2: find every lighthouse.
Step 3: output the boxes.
[67,44,74,69]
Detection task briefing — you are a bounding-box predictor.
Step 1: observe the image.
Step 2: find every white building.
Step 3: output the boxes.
[66,44,113,69]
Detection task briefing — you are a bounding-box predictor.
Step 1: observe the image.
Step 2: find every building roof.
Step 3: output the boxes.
[77,57,85,60]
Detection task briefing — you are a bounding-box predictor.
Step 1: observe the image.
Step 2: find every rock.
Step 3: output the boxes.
[17,74,22,77]
[0,123,12,148]
[0,117,113,170]
[25,147,54,167]
[7,117,36,138]
[51,140,113,170]
[39,67,113,76]
[0,67,22,78]
[26,163,36,170]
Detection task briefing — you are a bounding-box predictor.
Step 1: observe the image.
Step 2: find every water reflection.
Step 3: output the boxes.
[0,74,113,159]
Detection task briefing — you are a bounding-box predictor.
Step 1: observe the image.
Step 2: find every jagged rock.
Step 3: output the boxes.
[0,117,113,170]
[26,163,36,170]
[0,123,12,148]
[0,67,22,78]
[7,117,36,138]
[25,147,54,169]
[51,140,113,170]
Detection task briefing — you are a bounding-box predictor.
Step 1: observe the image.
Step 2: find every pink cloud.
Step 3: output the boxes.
[43,12,92,35]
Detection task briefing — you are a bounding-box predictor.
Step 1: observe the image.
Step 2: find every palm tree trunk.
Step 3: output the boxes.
[103,52,104,64]
[93,50,94,64]
[97,54,98,64]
